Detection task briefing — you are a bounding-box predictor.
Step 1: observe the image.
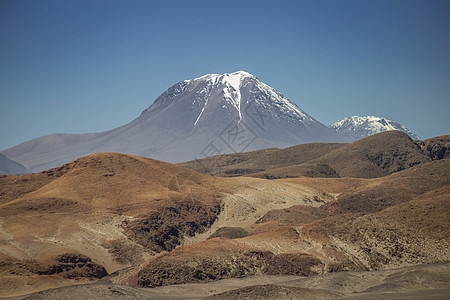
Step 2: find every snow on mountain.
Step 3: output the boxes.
[2,71,340,173]
[143,71,314,126]
[330,116,420,141]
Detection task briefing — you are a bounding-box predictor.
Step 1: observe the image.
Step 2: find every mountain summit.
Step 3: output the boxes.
[2,71,339,173]
[143,71,314,127]
[330,116,420,141]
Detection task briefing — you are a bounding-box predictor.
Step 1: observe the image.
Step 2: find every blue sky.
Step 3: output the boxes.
[1,0,449,150]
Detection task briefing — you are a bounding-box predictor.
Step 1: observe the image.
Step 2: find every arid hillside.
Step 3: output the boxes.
[111,159,449,292]
[181,131,448,179]
[0,153,218,297]
[416,135,450,160]
[10,263,450,299]
[179,143,345,177]
[0,152,330,298]
[0,136,448,298]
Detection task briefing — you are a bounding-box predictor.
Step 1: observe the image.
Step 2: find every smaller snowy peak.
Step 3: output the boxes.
[330,116,419,141]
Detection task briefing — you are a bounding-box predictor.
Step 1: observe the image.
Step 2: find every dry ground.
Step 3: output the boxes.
[0,153,334,297]
[0,135,449,298]
[7,262,450,300]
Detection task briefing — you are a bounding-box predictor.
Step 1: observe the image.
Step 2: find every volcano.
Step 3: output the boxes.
[2,71,340,172]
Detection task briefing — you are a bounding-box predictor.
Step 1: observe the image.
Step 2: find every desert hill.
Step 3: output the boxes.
[279,159,450,215]
[182,131,435,179]
[263,130,430,178]
[0,153,219,260]
[324,159,450,213]
[179,143,345,177]
[0,153,219,297]
[0,137,448,298]
[0,152,330,297]
[108,158,449,291]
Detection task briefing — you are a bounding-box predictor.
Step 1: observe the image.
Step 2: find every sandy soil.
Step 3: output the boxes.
[184,177,332,245]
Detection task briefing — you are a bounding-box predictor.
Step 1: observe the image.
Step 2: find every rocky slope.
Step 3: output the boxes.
[110,158,449,290]
[0,152,329,297]
[182,131,437,179]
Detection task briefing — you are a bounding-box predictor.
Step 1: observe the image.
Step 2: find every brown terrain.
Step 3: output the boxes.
[0,131,449,299]
[178,143,345,177]
[181,131,449,179]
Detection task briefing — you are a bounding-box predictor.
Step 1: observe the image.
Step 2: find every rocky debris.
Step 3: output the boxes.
[34,254,107,279]
[124,199,222,252]
[0,253,107,279]
[306,196,450,270]
[415,136,450,160]
[137,250,322,288]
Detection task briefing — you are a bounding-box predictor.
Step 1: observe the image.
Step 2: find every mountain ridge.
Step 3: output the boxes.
[2,71,421,174]
[181,131,438,179]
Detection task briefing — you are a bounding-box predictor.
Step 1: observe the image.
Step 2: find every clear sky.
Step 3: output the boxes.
[1,0,449,150]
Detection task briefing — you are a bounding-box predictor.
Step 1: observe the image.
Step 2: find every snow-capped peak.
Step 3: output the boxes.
[330,116,419,141]
[187,71,257,121]
[192,70,254,83]
[144,71,317,129]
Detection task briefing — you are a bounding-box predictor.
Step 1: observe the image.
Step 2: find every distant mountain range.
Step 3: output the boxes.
[181,131,448,179]
[1,71,420,173]
[0,153,28,175]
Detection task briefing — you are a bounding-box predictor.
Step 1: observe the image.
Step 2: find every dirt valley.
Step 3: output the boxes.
[0,132,448,299]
